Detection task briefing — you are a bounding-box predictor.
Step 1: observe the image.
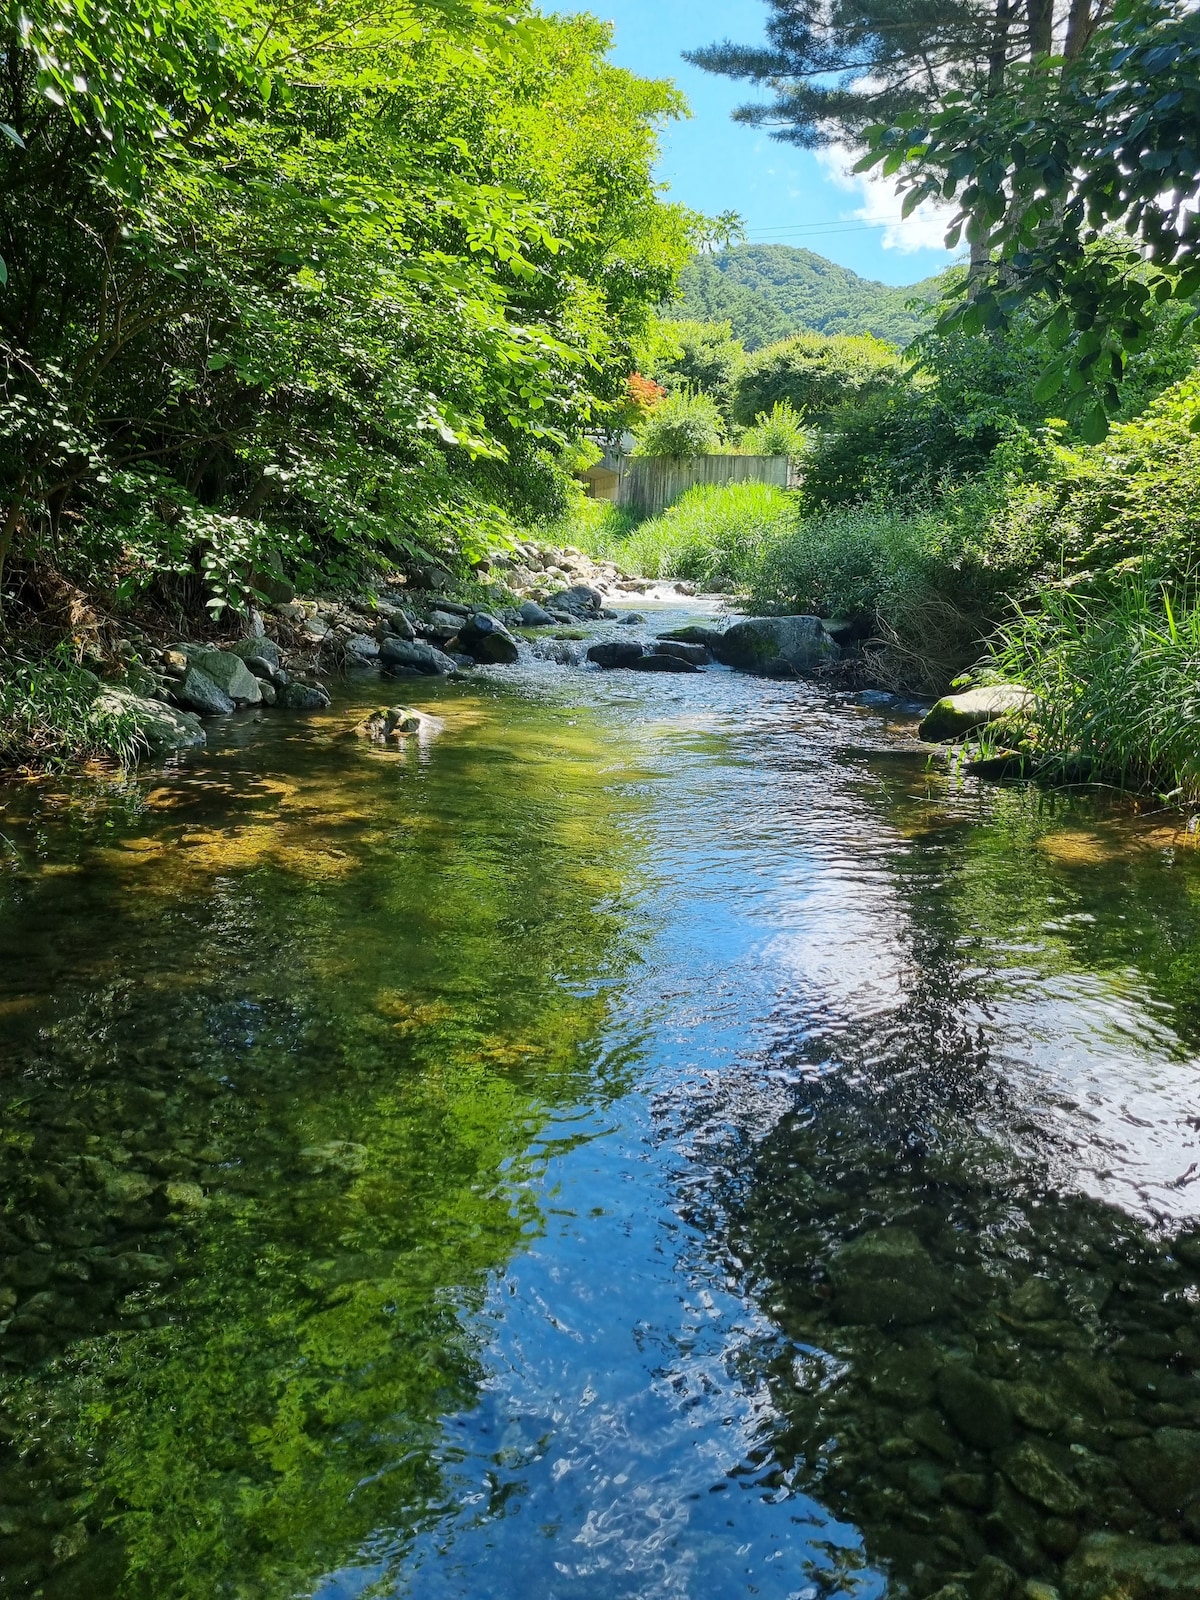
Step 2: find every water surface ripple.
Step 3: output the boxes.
[1,606,1199,1599]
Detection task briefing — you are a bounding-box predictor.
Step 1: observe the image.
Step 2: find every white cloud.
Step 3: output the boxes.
[815,143,957,254]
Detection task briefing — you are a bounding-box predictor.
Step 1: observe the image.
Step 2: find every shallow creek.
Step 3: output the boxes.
[1,604,1199,1600]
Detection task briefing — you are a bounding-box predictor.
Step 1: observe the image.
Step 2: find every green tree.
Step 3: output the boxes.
[0,0,693,609]
[649,319,746,419]
[732,331,903,426]
[632,390,725,457]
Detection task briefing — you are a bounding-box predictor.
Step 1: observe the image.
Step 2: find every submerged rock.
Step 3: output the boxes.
[999,1441,1085,1514]
[1117,1428,1200,1520]
[1064,1534,1200,1600]
[711,616,839,676]
[919,685,1033,742]
[587,640,645,670]
[94,688,206,753]
[657,624,725,648]
[937,1362,1014,1450]
[829,1228,950,1326]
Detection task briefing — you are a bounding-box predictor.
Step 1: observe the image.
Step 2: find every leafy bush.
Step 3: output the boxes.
[632,391,726,458]
[996,579,1200,799]
[989,377,1200,590]
[740,401,807,457]
[732,332,903,427]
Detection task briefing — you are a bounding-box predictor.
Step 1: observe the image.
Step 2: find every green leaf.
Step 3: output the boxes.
[0,123,25,148]
[1079,404,1110,445]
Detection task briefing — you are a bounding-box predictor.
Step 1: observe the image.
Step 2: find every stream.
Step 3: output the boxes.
[1,602,1199,1600]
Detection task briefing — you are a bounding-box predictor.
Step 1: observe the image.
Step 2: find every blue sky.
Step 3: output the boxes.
[553,0,959,287]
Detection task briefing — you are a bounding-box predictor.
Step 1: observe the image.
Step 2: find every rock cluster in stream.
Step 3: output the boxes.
[90,539,852,761]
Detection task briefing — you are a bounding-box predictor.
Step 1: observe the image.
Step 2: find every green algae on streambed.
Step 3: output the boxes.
[0,643,1198,1600]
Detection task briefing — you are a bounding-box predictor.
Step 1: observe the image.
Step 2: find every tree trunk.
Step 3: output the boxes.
[1027,0,1054,56]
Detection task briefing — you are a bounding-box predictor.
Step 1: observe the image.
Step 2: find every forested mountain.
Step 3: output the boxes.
[671,246,954,350]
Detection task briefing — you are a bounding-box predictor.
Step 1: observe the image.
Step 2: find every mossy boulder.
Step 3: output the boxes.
[711,615,839,676]
[919,685,1033,743]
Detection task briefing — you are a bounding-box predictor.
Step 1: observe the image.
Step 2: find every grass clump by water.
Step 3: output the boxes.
[996,579,1200,799]
[0,652,144,770]
[567,481,797,592]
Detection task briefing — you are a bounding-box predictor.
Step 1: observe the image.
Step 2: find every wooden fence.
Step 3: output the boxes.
[582,453,798,517]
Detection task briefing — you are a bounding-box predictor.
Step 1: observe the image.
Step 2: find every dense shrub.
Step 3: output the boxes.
[740,402,807,457]
[989,378,1200,589]
[632,391,726,458]
[650,320,745,421]
[732,332,903,427]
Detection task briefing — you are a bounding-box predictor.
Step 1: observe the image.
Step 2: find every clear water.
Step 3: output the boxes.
[1,607,1199,1599]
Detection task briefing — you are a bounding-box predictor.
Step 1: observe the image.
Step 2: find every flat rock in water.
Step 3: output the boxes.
[654,640,708,666]
[711,616,839,675]
[617,612,646,625]
[657,624,725,648]
[95,688,206,753]
[189,648,262,705]
[174,665,235,716]
[587,640,645,670]
[379,637,458,676]
[919,684,1033,742]
[1065,1535,1200,1600]
[630,653,700,673]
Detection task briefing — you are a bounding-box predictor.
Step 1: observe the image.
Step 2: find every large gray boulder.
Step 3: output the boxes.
[189,648,262,705]
[95,688,206,754]
[545,584,603,616]
[655,640,708,666]
[587,639,645,670]
[710,616,839,675]
[919,685,1033,742]
[226,636,281,669]
[454,612,519,665]
[517,600,556,626]
[1065,1535,1200,1600]
[379,637,457,676]
[174,665,235,716]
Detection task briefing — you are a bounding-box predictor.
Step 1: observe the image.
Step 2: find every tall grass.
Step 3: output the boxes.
[0,653,145,770]
[555,482,798,591]
[996,579,1200,798]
